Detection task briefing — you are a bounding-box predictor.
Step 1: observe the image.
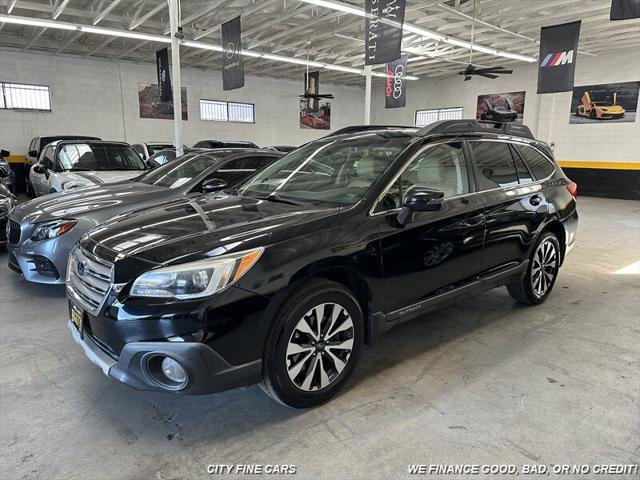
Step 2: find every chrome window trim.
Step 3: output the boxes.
[369,137,557,217]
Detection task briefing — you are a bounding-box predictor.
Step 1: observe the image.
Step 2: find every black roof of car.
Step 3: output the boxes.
[50,140,133,147]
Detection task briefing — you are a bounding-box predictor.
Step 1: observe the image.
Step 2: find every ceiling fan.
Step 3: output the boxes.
[299,42,334,100]
[457,0,513,81]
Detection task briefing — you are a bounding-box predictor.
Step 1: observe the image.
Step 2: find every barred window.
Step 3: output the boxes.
[0,82,51,111]
[415,107,463,127]
[200,99,254,123]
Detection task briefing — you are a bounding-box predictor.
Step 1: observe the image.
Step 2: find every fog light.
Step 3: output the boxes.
[161,357,187,383]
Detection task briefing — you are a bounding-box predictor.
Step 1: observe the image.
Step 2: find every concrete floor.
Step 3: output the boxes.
[1,196,638,480]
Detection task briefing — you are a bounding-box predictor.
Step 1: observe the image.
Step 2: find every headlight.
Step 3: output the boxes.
[130,247,264,299]
[0,196,14,214]
[30,219,78,241]
[62,181,87,190]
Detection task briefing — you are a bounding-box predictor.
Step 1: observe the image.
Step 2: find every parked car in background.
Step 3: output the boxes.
[0,149,16,193]
[131,142,178,160]
[28,140,147,198]
[63,120,577,407]
[193,139,259,149]
[0,168,17,247]
[263,145,298,153]
[7,149,281,284]
[145,147,207,169]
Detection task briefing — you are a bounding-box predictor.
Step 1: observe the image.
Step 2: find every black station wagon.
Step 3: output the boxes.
[66,120,578,408]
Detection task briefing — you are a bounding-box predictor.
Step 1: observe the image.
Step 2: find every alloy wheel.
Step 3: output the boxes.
[531,239,558,297]
[286,302,354,392]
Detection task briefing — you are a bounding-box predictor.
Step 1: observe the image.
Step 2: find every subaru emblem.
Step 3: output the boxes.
[77,261,86,276]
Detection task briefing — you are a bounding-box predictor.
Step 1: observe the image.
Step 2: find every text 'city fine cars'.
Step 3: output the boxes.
[7,149,281,284]
[65,120,578,408]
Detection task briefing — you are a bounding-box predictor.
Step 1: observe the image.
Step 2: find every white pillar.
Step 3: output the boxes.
[168,0,183,156]
[364,65,372,125]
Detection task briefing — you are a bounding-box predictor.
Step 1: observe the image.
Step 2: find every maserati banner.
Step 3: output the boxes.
[537,21,581,94]
[610,0,640,20]
[156,47,172,102]
[385,55,407,108]
[221,16,244,90]
[365,0,406,65]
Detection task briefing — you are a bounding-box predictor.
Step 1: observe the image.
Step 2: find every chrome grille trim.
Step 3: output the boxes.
[67,246,114,315]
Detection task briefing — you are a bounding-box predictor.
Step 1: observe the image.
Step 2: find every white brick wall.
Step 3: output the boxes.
[372,48,640,164]
[0,49,365,154]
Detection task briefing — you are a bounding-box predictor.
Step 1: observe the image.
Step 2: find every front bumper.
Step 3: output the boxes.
[67,320,262,394]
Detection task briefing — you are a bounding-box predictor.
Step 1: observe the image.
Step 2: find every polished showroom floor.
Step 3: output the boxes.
[1,196,638,480]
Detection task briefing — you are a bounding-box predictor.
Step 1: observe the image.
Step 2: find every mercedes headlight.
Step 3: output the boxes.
[130,248,264,299]
[62,181,87,190]
[0,196,15,214]
[30,219,78,241]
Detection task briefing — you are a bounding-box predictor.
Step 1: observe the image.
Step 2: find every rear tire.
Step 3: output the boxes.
[507,231,561,305]
[260,278,363,408]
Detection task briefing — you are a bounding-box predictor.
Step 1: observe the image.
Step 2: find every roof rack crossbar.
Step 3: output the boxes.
[417,119,534,140]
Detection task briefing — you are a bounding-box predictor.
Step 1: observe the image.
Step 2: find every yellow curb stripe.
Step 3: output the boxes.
[558,161,640,171]
[5,155,27,164]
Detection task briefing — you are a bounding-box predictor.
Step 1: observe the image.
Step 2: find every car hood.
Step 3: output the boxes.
[11,181,170,224]
[64,170,144,187]
[84,193,338,266]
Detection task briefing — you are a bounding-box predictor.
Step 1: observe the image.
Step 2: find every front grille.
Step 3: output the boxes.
[8,219,20,244]
[67,247,113,315]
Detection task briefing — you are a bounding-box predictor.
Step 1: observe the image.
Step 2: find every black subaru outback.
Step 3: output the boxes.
[66,120,578,408]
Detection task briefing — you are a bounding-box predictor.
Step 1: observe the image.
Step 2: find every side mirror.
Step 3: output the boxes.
[33,164,45,174]
[397,187,444,226]
[0,165,10,178]
[201,178,228,193]
[29,150,38,158]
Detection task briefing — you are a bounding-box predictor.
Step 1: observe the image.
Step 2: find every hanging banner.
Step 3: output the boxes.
[537,21,581,94]
[365,0,406,65]
[156,47,172,102]
[221,16,245,90]
[385,55,407,108]
[610,0,640,20]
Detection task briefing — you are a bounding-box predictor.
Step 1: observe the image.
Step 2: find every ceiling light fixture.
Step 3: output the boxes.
[80,26,171,43]
[297,0,536,63]
[0,14,77,30]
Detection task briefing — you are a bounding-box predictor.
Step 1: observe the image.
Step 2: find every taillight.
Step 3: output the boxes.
[565,181,578,198]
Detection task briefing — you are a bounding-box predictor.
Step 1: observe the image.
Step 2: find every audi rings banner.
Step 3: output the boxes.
[385,55,407,108]
[365,0,406,65]
[537,21,581,94]
[156,47,172,102]
[221,16,245,91]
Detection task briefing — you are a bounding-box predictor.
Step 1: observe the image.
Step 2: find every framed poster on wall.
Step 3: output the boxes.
[137,83,188,120]
[569,81,639,124]
[476,91,525,123]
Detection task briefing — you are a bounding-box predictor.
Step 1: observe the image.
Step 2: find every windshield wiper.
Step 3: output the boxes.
[69,167,92,171]
[249,193,306,207]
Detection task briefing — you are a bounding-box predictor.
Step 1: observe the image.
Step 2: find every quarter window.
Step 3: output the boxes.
[513,144,555,180]
[377,142,469,211]
[510,146,534,184]
[471,141,519,190]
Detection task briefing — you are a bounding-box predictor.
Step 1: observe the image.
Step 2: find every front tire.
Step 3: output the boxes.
[507,231,561,305]
[261,278,364,408]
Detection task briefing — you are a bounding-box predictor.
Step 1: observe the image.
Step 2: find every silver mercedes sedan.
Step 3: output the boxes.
[6,148,281,284]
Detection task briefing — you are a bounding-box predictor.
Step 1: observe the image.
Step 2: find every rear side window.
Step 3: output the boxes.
[510,145,534,184]
[470,141,518,190]
[513,144,555,180]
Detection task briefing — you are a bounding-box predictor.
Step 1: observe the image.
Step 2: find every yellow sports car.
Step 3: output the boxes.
[576,91,625,120]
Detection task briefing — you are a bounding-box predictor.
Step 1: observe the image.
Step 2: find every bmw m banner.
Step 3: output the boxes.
[221,16,245,91]
[610,0,640,20]
[537,21,581,94]
[156,47,172,102]
[385,55,407,108]
[365,0,406,65]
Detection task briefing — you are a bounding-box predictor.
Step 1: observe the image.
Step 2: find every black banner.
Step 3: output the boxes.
[385,55,407,108]
[156,47,172,102]
[610,0,640,20]
[365,0,405,65]
[537,21,581,94]
[221,16,244,90]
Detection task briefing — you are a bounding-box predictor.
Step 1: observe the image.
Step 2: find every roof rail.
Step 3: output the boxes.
[327,125,414,137]
[417,119,534,140]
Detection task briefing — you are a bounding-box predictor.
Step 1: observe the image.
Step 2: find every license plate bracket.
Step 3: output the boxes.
[70,301,84,339]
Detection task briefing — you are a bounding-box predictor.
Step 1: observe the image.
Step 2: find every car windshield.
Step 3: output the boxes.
[237,133,413,206]
[137,153,223,188]
[59,143,146,171]
[147,144,174,155]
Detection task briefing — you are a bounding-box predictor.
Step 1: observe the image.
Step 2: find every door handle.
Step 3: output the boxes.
[529,195,542,206]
